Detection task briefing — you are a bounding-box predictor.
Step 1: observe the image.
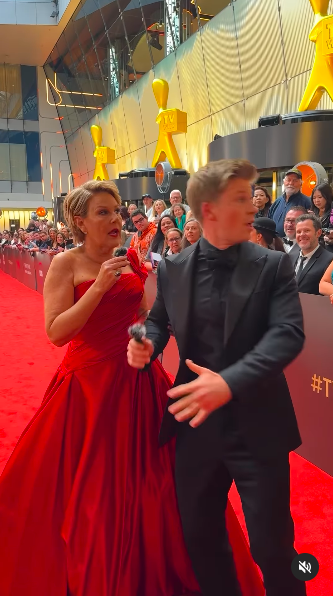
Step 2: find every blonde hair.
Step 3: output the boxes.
[64,179,121,242]
[186,159,257,222]
[182,218,202,249]
[166,227,183,239]
[152,199,167,218]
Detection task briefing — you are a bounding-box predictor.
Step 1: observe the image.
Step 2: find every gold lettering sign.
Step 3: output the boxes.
[91,125,115,181]
[152,79,187,169]
[299,1,333,111]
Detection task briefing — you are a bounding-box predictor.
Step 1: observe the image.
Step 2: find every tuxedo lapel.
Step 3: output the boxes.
[225,243,267,345]
[289,244,300,267]
[164,243,199,358]
[298,247,322,284]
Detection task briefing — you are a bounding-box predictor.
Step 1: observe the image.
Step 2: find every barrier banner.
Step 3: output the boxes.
[5,246,17,279]
[14,249,24,284]
[20,250,37,291]
[3,246,11,275]
[35,252,52,295]
[286,293,333,477]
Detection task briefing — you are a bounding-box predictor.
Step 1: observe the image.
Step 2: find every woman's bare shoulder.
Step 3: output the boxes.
[50,246,84,270]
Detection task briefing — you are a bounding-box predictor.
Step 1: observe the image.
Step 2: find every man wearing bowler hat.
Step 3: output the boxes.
[268,169,311,237]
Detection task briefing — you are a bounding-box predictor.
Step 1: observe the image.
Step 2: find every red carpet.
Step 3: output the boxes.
[0,269,332,594]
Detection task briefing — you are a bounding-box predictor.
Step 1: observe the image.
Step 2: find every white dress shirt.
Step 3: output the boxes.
[283,238,297,253]
[294,244,320,275]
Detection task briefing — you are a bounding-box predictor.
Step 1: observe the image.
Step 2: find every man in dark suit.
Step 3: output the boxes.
[128,160,306,596]
[289,213,333,294]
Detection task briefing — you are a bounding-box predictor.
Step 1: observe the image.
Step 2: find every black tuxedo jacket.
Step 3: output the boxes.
[146,242,304,458]
[289,244,333,295]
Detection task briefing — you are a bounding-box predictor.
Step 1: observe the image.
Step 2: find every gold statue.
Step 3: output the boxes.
[91,125,115,181]
[299,0,333,111]
[151,79,187,169]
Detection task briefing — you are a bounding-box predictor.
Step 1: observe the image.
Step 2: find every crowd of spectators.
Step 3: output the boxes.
[251,169,333,296]
[123,175,333,298]
[4,170,333,299]
[125,190,202,270]
[0,218,76,255]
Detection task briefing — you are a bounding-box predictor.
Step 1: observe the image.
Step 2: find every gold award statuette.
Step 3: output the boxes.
[299,0,333,111]
[151,79,187,169]
[91,125,115,181]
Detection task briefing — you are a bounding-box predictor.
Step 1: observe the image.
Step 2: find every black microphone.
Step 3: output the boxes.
[114,247,128,257]
[128,323,146,344]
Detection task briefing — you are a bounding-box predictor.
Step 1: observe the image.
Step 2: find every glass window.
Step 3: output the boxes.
[0,66,7,118]
[25,132,42,182]
[106,16,134,94]
[21,66,38,121]
[6,65,23,119]
[121,0,153,78]
[0,130,10,181]
[197,0,230,28]
[165,0,180,55]
[142,0,165,66]
[180,0,200,42]
[9,130,27,182]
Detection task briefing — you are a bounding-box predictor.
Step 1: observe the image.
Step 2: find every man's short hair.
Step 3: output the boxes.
[296,213,322,232]
[287,206,307,215]
[131,208,147,220]
[186,159,257,222]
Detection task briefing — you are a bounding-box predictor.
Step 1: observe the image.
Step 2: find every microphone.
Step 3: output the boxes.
[114,247,128,257]
[128,323,146,344]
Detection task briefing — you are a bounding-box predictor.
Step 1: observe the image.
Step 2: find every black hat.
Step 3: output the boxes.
[253,217,277,236]
[285,168,302,179]
[142,194,152,199]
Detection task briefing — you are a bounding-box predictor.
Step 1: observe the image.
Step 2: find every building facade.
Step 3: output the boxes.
[44,0,333,193]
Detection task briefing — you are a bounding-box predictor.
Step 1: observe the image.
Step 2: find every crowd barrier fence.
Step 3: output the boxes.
[1,246,333,478]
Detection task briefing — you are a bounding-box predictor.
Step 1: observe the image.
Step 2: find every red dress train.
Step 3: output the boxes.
[0,250,264,596]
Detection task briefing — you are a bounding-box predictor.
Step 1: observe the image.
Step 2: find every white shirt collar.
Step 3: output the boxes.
[299,244,320,261]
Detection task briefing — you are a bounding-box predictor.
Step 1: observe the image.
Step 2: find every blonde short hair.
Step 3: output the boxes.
[64,179,121,242]
[186,159,257,222]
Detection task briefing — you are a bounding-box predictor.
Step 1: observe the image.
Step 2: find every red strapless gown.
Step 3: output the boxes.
[0,250,264,596]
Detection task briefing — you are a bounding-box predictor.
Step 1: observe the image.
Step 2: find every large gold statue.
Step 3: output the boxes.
[299,0,333,110]
[151,79,187,169]
[91,125,115,181]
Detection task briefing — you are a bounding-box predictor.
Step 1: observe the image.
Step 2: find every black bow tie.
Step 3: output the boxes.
[283,237,294,247]
[206,247,238,270]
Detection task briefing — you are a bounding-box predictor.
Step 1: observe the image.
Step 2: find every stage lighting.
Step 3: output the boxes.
[148,33,162,51]
[258,114,281,127]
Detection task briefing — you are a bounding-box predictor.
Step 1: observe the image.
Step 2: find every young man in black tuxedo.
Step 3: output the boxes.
[128,160,306,596]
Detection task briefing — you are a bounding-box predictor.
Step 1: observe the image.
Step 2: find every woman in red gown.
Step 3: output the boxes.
[0,180,264,596]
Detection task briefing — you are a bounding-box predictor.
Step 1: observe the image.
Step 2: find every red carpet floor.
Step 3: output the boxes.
[0,269,332,594]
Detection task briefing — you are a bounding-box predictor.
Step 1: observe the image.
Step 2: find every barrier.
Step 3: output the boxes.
[1,246,332,477]
[0,247,52,293]
[34,252,53,295]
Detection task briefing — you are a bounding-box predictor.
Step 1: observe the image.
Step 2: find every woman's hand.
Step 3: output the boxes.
[94,255,129,294]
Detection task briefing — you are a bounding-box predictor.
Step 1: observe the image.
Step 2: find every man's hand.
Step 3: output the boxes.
[167,360,232,428]
[127,337,154,369]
